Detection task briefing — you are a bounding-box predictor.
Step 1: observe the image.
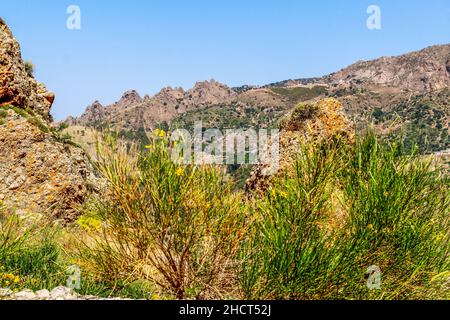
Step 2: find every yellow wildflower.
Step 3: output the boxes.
[435,232,445,242]
[175,167,184,177]
[77,216,102,231]
[367,224,374,230]
[153,129,166,138]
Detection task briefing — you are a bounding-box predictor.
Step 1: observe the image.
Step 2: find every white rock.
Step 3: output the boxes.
[50,286,78,300]
[13,289,37,300]
[0,288,13,297]
[35,289,50,300]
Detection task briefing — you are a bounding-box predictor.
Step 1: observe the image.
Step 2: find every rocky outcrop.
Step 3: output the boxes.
[0,21,93,222]
[74,100,106,125]
[116,90,142,108]
[245,98,353,195]
[0,22,54,121]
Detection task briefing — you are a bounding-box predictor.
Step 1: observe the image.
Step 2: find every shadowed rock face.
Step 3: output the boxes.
[0,21,94,222]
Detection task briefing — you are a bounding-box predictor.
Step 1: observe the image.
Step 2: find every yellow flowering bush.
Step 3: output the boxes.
[77,215,102,231]
[81,134,248,299]
[0,267,20,289]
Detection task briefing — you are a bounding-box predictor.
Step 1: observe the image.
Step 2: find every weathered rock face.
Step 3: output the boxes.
[0,21,54,121]
[0,21,93,222]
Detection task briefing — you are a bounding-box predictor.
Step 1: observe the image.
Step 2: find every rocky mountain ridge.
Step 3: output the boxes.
[65,79,288,131]
[66,44,450,149]
[324,44,450,92]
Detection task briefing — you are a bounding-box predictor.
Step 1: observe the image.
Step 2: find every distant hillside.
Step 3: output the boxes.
[64,44,450,153]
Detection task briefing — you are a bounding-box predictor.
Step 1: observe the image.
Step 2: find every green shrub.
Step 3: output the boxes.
[0,205,66,292]
[56,123,69,132]
[338,131,449,299]
[1,105,27,118]
[25,61,34,78]
[27,116,49,133]
[76,133,248,299]
[279,103,319,130]
[0,109,7,119]
[241,138,348,299]
[241,131,449,299]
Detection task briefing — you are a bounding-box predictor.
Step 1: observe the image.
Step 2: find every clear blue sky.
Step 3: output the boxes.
[1,0,449,120]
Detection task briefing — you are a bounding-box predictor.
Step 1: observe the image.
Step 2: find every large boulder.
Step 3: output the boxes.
[245,98,353,195]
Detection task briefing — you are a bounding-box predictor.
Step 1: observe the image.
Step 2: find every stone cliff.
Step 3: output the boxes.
[0,20,93,222]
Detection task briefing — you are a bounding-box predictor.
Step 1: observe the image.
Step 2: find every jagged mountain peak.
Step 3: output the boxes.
[117,90,142,107]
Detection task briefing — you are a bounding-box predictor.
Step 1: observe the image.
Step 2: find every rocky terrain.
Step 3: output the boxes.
[65,44,450,153]
[0,287,127,300]
[323,44,450,92]
[65,79,288,132]
[245,98,353,195]
[0,21,94,222]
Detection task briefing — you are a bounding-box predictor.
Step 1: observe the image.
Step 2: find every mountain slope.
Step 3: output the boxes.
[64,44,450,153]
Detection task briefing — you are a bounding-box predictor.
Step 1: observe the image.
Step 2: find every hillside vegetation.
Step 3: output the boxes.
[1,123,448,300]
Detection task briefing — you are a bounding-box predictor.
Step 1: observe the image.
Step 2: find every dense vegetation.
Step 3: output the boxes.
[270,86,327,102]
[373,90,450,153]
[0,129,448,300]
[168,102,284,132]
